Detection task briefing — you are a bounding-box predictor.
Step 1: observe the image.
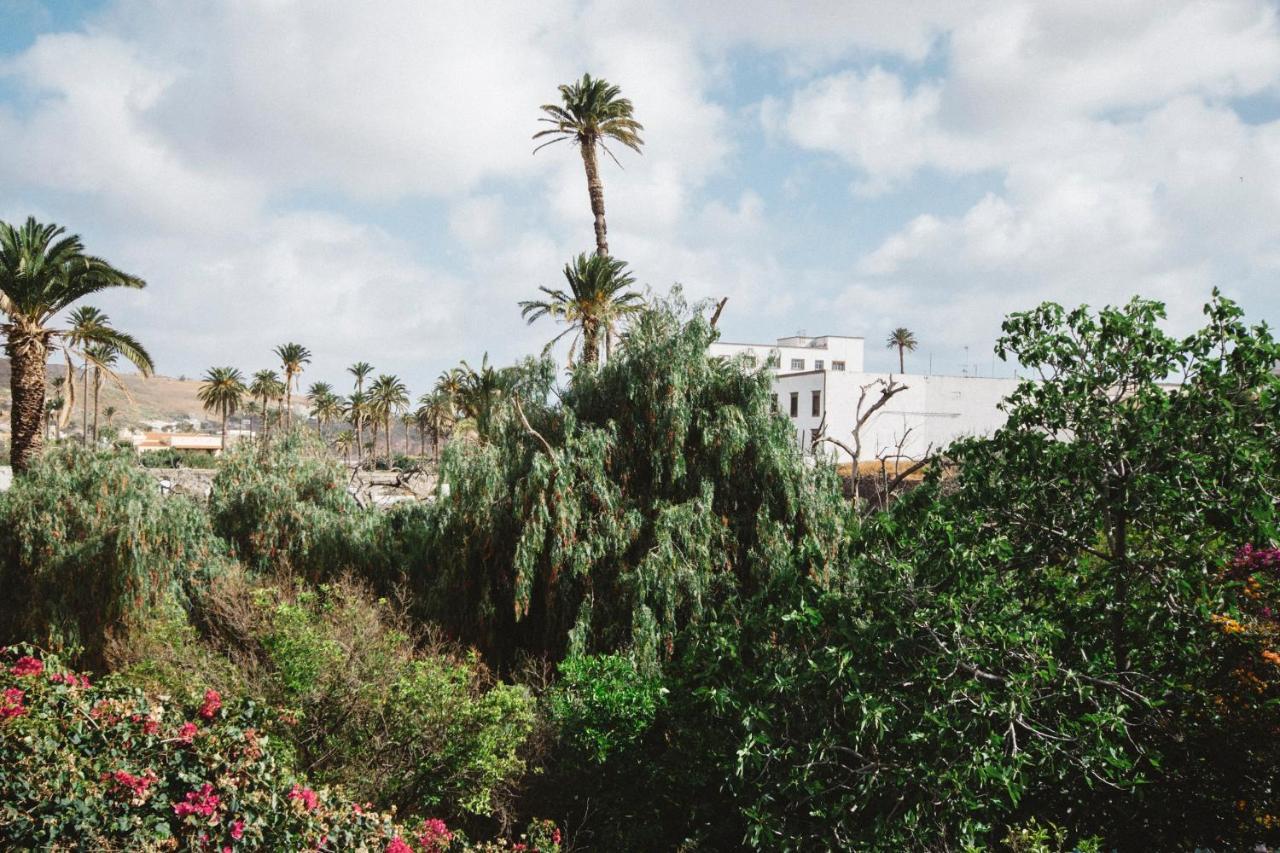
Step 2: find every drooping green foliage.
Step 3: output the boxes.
[706,293,1280,849]
[0,445,229,668]
[408,292,848,669]
[208,431,376,577]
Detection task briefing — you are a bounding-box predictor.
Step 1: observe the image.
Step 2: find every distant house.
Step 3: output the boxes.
[712,332,1022,463]
[132,432,228,457]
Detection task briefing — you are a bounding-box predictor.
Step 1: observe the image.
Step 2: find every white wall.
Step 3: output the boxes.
[774,371,1020,462]
[710,335,864,373]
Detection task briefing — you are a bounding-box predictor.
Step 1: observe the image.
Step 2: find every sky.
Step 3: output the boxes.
[1,0,1278,390]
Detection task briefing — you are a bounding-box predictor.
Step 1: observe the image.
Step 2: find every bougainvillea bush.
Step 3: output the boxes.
[0,646,559,852]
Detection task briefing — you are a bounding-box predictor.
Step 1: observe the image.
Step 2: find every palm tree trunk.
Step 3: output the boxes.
[81,362,89,445]
[355,418,363,463]
[898,345,904,374]
[92,368,101,446]
[581,318,600,367]
[284,377,292,427]
[7,334,48,472]
[580,142,609,257]
[384,417,391,459]
[220,409,228,452]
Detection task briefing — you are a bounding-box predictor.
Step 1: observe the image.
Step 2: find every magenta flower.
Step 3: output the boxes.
[198,689,222,719]
[173,783,221,818]
[10,656,43,677]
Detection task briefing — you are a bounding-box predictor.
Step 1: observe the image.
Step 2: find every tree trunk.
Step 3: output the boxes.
[580,142,609,257]
[81,361,89,445]
[581,319,600,367]
[385,417,392,459]
[220,409,228,452]
[355,418,363,463]
[7,333,48,472]
[92,368,101,445]
[284,376,292,427]
[898,345,904,374]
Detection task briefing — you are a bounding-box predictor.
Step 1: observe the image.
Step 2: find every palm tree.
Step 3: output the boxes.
[885,327,918,374]
[311,390,341,436]
[454,355,513,443]
[348,361,373,393]
[307,381,333,431]
[0,217,153,470]
[400,412,415,456]
[249,370,283,437]
[273,342,311,425]
[344,391,370,464]
[534,74,644,257]
[520,253,643,367]
[87,342,119,445]
[417,391,454,462]
[333,429,355,463]
[65,305,109,444]
[369,374,409,461]
[103,405,117,426]
[197,367,247,451]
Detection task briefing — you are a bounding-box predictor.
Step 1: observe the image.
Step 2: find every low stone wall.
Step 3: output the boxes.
[145,468,217,499]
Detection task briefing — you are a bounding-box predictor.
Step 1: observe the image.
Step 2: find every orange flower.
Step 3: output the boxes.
[1262,650,1280,666]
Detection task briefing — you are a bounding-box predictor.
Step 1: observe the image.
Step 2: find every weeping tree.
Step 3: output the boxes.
[408,292,848,670]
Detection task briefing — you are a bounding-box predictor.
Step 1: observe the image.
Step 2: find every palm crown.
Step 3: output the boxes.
[198,366,247,449]
[885,327,918,373]
[274,342,311,419]
[534,74,644,257]
[520,253,642,367]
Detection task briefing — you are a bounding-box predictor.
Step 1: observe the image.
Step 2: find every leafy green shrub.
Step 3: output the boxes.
[138,447,218,468]
[116,572,537,825]
[708,294,1280,849]
[0,446,229,667]
[547,654,664,763]
[208,432,378,577]
[0,646,557,852]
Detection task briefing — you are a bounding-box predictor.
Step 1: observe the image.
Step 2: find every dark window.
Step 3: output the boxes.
[815,359,824,370]
[790,358,805,370]
[832,360,846,371]
[771,394,778,412]
[811,390,821,417]
[789,392,799,417]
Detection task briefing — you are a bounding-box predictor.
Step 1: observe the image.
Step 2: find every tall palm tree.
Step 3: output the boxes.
[65,305,109,443]
[885,327,918,374]
[307,381,333,432]
[347,361,373,394]
[417,390,454,462]
[333,429,355,463]
[273,342,311,425]
[249,370,283,437]
[103,405,117,426]
[369,374,409,460]
[454,355,513,443]
[520,253,643,367]
[0,217,153,470]
[197,367,247,451]
[87,342,120,445]
[344,390,370,464]
[311,390,341,436]
[534,74,644,257]
[400,412,415,456]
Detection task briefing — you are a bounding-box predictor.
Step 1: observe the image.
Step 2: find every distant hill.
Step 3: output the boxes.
[0,358,212,427]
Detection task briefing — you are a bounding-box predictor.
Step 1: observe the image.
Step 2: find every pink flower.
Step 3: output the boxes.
[230,819,245,840]
[288,784,318,812]
[10,656,42,677]
[0,688,25,721]
[417,817,454,852]
[108,769,157,798]
[385,838,413,853]
[177,721,200,743]
[198,689,222,719]
[173,783,221,818]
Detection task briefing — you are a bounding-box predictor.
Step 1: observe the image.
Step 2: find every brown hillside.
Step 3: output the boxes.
[0,358,212,426]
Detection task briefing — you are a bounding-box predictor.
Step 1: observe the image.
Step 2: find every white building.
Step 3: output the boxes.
[709,334,865,374]
[713,334,1020,463]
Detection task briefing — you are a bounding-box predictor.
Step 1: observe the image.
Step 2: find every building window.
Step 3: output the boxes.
[743,354,757,367]
[832,360,846,371]
[815,359,824,370]
[811,390,821,417]
[790,358,805,370]
[789,392,799,417]
[810,428,821,446]
[766,353,780,368]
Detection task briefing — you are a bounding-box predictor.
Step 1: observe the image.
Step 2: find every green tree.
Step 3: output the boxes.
[197,367,247,451]
[885,326,917,373]
[249,370,284,436]
[534,74,644,257]
[343,391,370,464]
[520,253,643,367]
[0,217,154,471]
[274,343,311,423]
[347,361,373,393]
[369,374,409,461]
[416,391,454,462]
